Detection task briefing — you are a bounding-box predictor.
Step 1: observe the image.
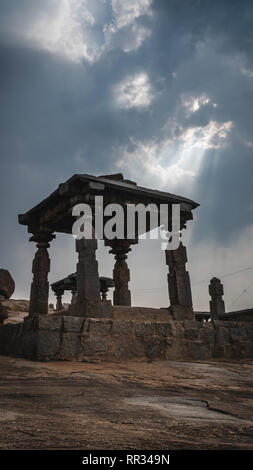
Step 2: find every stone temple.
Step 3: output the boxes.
[0,172,253,361]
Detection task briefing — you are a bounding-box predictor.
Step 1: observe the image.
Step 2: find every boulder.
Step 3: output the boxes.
[0,269,15,299]
[0,304,8,324]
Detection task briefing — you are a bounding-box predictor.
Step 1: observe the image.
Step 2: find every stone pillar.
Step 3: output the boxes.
[165,241,194,320]
[101,285,109,301]
[109,240,132,306]
[71,287,78,305]
[209,277,225,319]
[54,289,64,311]
[29,232,55,316]
[70,237,101,316]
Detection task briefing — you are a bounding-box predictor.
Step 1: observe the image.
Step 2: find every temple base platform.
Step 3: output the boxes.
[0,306,253,361]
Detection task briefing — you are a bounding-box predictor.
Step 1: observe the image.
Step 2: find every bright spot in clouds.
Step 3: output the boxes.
[180,120,233,150]
[114,72,153,109]
[110,0,152,29]
[182,94,217,115]
[22,0,153,63]
[116,120,232,190]
[27,0,98,63]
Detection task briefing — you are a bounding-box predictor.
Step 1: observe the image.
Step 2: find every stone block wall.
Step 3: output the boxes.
[0,315,253,361]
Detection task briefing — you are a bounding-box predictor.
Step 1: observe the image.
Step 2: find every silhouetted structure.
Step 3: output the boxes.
[18,173,198,319]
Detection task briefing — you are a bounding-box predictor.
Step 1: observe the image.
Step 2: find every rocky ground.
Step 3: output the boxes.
[0,356,253,449]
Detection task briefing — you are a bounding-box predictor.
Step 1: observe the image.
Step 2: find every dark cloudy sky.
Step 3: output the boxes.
[1,0,253,311]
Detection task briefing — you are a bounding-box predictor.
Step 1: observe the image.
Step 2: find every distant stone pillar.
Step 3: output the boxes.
[109,240,132,306]
[209,277,225,319]
[54,289,64,311]
[29,232,55,316]
[165,241,194,320]
[100,285,109,301]
[71,287,78,305]
[70,237,101,316]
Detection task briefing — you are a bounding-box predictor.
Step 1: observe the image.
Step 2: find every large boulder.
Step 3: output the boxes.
[0,269,15,299]
[0,303,8,324]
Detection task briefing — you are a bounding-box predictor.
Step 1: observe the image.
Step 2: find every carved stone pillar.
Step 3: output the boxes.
[109,240,132,306]
[70,237,101,316]
[209,277,225,319]
[55,289,64,311]
[29,232,55,316]
[99,277,114,302]
[165,241,194,320]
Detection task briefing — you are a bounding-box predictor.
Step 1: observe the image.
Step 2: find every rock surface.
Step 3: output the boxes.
[0,356,252,450]
[0,269,15,299]
[2,299,29,325]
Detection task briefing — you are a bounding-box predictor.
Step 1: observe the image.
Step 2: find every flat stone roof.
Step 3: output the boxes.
[19,173,199,227]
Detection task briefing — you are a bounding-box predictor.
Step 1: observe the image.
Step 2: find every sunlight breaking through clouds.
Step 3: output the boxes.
[27,0,99,63]
[20,0,153,63]
[116,120,233,190]
[114,72,153,109]
[179,120,233,150]
[104,0,152,52]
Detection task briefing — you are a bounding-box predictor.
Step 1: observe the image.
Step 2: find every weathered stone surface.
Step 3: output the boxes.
[183,320,202,329]
[114,336,144,359]
[199,326,215,344]
[22,332,37,359]
[209,277,225,319]
[169,305,194,321]
[166,321,184,338]
[63,316,84,333]
[22,318,33,333]
[80,335,113,357]
[29,233,54,316]
[86,300,113,318]
[184,328,200,341]
[108,240,132,306]
[213,345,225,359]
[32,315,62,331]
[165,338,186,360]
[166,243,194,321]
[37,331,60,360]
[0,269,15,299]
[216,326,231,346]
[238,342,253,358]
[111,320,133,335]
[230,327,248,343]
[0,324,19,355]
[0,304,8,324]
[143,337,166,360]
[88,319,112,335]
[245,323,253,341]
[134,321,156,337]
[187,341,211,360]
[155,322,172,337]
[33,315,62,331]
[0,310,253,362]
[71,238,101,317]
[60,333,81,360]
[112,305,169,322]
